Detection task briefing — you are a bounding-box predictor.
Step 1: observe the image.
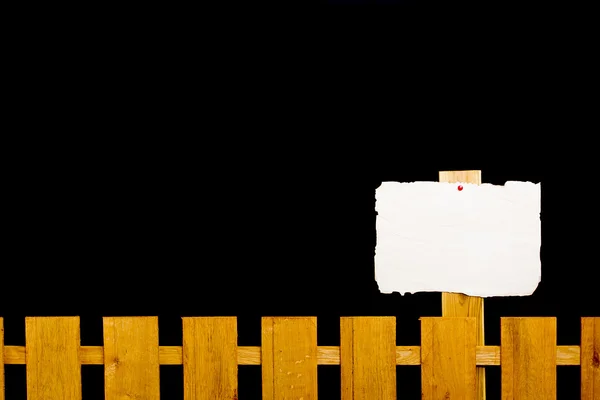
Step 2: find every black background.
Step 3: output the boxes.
[3,139,596,399]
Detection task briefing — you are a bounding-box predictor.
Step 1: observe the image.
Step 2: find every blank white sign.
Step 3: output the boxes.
[375,181,541,297]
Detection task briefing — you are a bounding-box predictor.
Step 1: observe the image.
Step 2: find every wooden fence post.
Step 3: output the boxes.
[581,317,600,399]
[103,317,160,400]
[439,170,486,400]
[25,317,82,400]
[340,317,396,400]
[182,317,238,400]
[262,317,318,400]
[421,317,477,399]
[501,317,556,399]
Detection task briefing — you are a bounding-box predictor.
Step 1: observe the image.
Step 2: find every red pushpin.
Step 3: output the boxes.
[457,185,463,191]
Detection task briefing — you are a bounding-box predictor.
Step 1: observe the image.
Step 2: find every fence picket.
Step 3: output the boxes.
[182,317,238,400]
[340,317,396,400]
[501,317,556,399]
[581,317,600,400]
[262,317,318,400]
[25,317,82,400]
[103,317,160,400]
[421,317,477,399]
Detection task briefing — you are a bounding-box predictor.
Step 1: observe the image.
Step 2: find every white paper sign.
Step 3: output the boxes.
[375,181,541,297]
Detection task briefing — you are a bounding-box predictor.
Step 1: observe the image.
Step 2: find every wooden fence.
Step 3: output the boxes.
[0,316,598,399]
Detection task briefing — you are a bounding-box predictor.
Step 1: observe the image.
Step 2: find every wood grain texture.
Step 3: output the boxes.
[340,317,396,400]
[439,169,486,400]
[182,317,237,400]
[421,317,477,399]
[581,317,600,400]
[25,317,82,400]
[439,170,482,185]
[1,344,584,366]
[262,317,318,400]
[0,318,4,400]
[103,317,160,400]
[501,317,556,400]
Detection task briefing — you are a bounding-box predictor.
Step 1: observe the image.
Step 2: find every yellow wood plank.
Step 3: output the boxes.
[439,170,482,185]
[0,318,4,400]
[182,317,237,400]
[340,317,396,400]
[262,318,275,398]
[581,317,600,400]
[340,318,352,400]
[421,317,477,399]
[501,317,556,399]
[25,317,82,400]
[261,317,318,400]
[103,317,160,400]
[439,169,486,400]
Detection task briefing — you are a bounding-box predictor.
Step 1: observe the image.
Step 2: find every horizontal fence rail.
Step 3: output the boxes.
[0,316,598,399]
[0,344,585,366]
